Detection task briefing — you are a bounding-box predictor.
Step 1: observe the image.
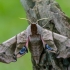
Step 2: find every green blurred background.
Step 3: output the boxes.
[0,0,70,70]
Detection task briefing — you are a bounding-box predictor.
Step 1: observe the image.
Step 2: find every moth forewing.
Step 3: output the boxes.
[0,30,28,63]
[15,30,28,56]
[41,28,57,52]
[41,28,70,58]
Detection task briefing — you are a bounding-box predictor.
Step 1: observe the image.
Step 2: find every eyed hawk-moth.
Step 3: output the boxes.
[0,18,70,66]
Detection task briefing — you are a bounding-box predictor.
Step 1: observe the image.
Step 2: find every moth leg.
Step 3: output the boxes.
[17,46,28,58]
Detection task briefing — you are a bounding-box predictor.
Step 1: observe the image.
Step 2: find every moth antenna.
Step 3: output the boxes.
[36,18,48,24]
[20,18,32,24]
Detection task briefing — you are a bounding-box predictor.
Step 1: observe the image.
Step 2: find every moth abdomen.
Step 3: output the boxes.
[29,34,43,65]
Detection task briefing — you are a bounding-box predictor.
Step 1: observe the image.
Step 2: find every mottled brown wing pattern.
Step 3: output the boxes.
[0,30,28,63]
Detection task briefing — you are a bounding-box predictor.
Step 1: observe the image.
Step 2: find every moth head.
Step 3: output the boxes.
[20,18,48,36]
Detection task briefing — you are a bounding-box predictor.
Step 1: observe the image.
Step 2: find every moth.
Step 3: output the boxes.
[0,18,70,66]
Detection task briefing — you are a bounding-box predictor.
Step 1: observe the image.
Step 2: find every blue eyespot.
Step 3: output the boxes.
[45,44,53,51]
[19,46,28,55]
